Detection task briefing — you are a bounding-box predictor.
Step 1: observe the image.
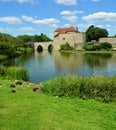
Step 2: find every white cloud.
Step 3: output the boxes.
[55,0,77,5]
[76,24,90,29]
[0,27,14,33]
[21,15,60,27]
[0,16,22,24]
[96,25,103,28]
[60,10,82,22]
[18,0,35,3]
[0,0,38,4]
[62,15,77,22]
[6,28,14,32]
[64,23,72,27]
[32,18,60,26]
[82,12,116,23]
[106,25,111,28]
[61,10,77,15]
[60,10,83,15]
[0,28,4,32]
[49,24,58,28]
[92,0,101,2]
[22,15,34,22]
[17,27,35,32]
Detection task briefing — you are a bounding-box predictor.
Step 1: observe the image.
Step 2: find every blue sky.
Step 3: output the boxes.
[0,0,116,39]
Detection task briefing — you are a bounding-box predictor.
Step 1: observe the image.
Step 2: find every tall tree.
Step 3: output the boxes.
[86,25,108,42]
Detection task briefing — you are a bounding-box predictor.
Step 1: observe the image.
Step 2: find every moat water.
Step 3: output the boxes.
[1,51,116,83]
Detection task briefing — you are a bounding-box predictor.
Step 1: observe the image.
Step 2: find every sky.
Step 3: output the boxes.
[0,0,116,39]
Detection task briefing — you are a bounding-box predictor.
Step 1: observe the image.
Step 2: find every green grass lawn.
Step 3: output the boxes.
[0,78,116,130]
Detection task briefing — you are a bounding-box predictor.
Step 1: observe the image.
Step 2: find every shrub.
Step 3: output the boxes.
[83,42,112,51]
[3,66,29,81]
[83,43,98,51]
[100,42,112,50]
[60,42,73,51]
[40,75,116,102]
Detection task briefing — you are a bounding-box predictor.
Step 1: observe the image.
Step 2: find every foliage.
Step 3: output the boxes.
[0,55,7,61]
[60,42,74,50]
[17,33,51,43]
[83,43,100,51]
[86,25,108,42]
[0,78,116,130]
[83,42,112,51]
[0,32,51,59]
[40,75,116,103]
[2,66,29,81]
[100,42,112,50]
[34,33,52,42]
[4,47,18,58]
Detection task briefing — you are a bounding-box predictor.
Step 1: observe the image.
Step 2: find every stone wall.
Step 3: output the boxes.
[33,32,86,51]
[53,32,86,50]
[99,37,116,48]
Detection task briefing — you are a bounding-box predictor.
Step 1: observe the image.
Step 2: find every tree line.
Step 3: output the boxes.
[0,33,51,48]
[0,33,52,58]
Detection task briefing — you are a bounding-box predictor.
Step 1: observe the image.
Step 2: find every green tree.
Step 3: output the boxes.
[86,25,108,42]
[34,33,51,42]
[86,25,95,42]
[0,33,15,53]
[60,42,73,50]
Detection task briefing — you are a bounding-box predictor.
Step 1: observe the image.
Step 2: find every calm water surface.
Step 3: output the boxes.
[1,51,116,83]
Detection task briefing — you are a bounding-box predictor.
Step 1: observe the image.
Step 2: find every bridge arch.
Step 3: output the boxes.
[37,45,43,52]
[48,44,53,52]
[34,41,53,51]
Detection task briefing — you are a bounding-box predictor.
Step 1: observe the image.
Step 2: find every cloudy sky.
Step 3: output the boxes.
[0,0,116,38]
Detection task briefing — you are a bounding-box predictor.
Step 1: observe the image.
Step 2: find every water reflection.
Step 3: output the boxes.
[1,53,35,67]
[84,53,112,67]
[54,51,116,77]
[54,51,84,72]
[0,51,116,83]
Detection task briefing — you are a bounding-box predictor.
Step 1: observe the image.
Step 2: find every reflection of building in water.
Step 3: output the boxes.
[54,51,116,75]
[54,51,84,72]
[35,50,53,58]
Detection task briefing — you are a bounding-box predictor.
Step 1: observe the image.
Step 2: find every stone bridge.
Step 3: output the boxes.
[34,41,53,51]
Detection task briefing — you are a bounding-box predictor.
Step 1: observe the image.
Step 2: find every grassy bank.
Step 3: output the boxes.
[0,66,29,81]
[16,47,34,54]
[40,75,116,103]
[0,78,116,130]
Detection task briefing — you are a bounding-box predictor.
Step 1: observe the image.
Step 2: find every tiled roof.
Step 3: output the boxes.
[55,27,79,34]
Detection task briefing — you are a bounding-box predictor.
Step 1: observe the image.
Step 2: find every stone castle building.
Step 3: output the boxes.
[33,27,116,51]
[53,27,86,50]
[33,27,86,51]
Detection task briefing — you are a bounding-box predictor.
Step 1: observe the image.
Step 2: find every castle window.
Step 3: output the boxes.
[62,37,65,40]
